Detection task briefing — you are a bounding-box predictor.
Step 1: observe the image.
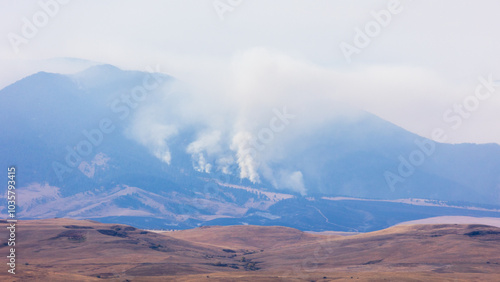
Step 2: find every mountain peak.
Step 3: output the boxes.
[76,64,124,76]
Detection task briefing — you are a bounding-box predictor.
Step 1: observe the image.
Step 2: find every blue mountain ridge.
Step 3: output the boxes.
[1,64,499,231]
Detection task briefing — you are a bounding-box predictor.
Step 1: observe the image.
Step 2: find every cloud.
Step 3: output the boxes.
[3,1,500,145]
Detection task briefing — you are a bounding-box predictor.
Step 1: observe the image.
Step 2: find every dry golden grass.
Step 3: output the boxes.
[167,225,326,250]
[1,219,499,281]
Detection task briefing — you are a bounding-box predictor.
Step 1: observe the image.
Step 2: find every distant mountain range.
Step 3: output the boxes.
[1,64,499,231]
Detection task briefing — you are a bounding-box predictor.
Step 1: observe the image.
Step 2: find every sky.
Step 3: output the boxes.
[1,0,500,145]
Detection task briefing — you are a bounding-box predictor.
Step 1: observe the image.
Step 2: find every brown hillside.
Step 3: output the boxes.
[1,219,499,281]
[168,225,327,250]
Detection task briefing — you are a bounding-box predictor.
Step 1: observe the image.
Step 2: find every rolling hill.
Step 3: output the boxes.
[1,219,500,281]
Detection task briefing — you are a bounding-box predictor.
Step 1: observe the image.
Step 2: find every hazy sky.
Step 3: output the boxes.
[1,0,500,145]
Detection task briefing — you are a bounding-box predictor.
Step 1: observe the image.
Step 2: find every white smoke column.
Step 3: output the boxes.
[128,120,178,164]
[278,170,306,195]
[216,155,235,174]
[230,131,260,183]
[186,130,221,173]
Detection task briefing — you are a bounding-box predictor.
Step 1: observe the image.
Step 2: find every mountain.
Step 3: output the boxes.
[1,64,500,231]
[2,218,500,281]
